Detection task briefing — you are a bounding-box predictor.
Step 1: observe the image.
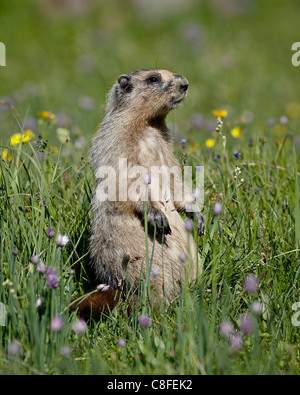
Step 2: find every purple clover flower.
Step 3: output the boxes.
[144,173,151,185]
[72,318,87,335]
[213,201,222,216]
[30,254,40,265]
[239,315,254,335]
[50,315,64,332]
[233,151,242,160]
[46,267,59,290]
[184,219,193,233]
[117,338,127,348]
[219,320,234,338]
[56,233,69,248]
[229,332,243,351]
[139,315,151,328]
[47,226,55,239]
[37,262,46,274]
[243,274,259,294]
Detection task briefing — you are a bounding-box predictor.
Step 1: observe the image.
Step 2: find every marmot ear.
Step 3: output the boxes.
[117,74,133,93]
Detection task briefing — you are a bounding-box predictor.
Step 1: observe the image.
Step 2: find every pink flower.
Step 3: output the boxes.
[219,320,234,338]
[50,315,64,332]
[139,315,151,328]
[72,318,87,335]
[46,267,59,290]
[56,233,69,248]
[243,274,259,294]
[229,332,243,351]
[239,315,254,335]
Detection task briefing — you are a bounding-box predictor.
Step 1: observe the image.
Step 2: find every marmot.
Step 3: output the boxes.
[71,69,204,319]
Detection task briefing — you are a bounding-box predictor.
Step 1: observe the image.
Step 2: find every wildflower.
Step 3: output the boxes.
[60,345,71,356]
[215,117,224,133]
[259,136,267,144]
[10,130,35,146]
[56,127,70,144]
[279,115,288,125]
[46,267,59,290]
[219,320,234,338]
[151,268,160,278]
[37,262,46,275]
[46,226,55,239]
[233,151,241,160]
[72,318,87,335]
[10,133,22,146]
[7,341,21,356]
[117,338,127,348]
[205,138,215,148]
[144,173,151,185]
[188,142,200,152]
[97,284,110,292]
[243,274,259,294]
[213,201,222,216]
[50,146,59,154]
[230,126,241,138]
[251,300,263,315]
[181,139,187,149]
[37,111,56,122]
[30,254,40,265]
[239,315,254,335]
[36,298,42,308]
[139,315,151,328]
[12,247,18,256]
[2,148,12,162]
[22,129,35,142]
[229,332,243,351]
[184,219,193,232]
[285,102,300,119]
[56,233,69,248]
[212,109,228,118]
[50,315,64,332]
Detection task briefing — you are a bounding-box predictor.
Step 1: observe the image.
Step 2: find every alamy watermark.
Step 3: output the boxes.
[0,42,6,66]
[95,159,204,213]
[291,302,300,327]
[291,42,300,67]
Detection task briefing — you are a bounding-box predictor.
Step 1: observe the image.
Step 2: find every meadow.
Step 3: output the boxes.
[0,0,300,375]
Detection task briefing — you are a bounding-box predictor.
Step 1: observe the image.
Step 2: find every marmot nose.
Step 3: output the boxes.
[180,83,189,92]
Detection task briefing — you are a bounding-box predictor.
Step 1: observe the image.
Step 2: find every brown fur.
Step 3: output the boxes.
[71,69,204,319]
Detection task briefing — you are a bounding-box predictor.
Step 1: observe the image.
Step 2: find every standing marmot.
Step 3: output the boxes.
[71,69,204,319]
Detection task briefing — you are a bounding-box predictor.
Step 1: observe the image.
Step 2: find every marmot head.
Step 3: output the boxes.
[106,69,189,120]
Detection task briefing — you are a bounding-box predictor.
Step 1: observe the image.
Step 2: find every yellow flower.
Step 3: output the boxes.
[205,138,215,148]
[37,110,56,122]
[22,129,35,142]
[230,126,241,138]
[188,142,200,152]
[10,133,22,146]
[50,146,59,154]
[10,130,35,146]
[2,149,8,161]
[212,109,228,118]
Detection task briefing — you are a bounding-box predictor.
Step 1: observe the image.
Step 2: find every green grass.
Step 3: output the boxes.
[0,0,300,375]
[0,109,299,375]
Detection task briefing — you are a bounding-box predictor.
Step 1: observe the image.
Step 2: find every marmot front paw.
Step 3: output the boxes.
[146,208,171,235]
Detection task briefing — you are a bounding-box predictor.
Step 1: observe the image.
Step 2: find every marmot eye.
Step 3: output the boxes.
[148,76,159,83]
